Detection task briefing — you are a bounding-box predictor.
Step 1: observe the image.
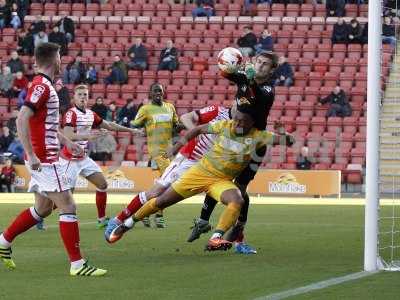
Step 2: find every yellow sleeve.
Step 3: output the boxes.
[256,130,275,148]
[131,106,147,128]
[207,120,229,134]
[169,103,179,126]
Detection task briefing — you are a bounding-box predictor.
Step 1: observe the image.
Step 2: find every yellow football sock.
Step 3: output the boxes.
[215,202,241,233]
[134,198,159,221]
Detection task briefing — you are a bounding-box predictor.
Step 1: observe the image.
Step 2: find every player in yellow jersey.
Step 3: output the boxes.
[109,104,294,251]
[130,83,182,228]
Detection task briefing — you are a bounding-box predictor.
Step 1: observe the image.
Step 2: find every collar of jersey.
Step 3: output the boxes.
[75,105,86,114]
[37,72,54,84]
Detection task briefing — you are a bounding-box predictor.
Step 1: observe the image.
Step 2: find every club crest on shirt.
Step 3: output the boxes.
[31,85,46,103]
[244,138,253,145]
[263,85,272,93]
[153,114,172,123]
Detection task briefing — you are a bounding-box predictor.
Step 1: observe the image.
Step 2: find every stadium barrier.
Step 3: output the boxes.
[11,165,341,197]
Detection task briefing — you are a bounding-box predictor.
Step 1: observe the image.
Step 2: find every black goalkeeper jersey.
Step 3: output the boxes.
[223,70,275,130]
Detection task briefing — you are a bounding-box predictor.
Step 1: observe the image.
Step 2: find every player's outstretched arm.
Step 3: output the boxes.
[17,106,40,169]
[62,125,104,141]
[180,111,200,130]
[100,120,142,135]
[168,124,209,157]
[271,132,295,147]
[57,130,83,156]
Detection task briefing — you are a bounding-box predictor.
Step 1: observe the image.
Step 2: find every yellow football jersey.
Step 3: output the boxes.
[199,120,274,179]
[131,102,179,158]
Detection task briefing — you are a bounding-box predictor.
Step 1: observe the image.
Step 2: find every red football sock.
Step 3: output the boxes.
[3,207,41,243]
[116,195,142,222]
[96,190,107,219]
[59,214,82,262]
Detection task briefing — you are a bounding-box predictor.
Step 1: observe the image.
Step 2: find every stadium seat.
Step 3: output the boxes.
[58,3,71,15]
[271,4,285,17]
[86,3,100,17]
[100,3,114,17]
[300,4,314,17]
[310,117,326,133]
[137,16,151,31]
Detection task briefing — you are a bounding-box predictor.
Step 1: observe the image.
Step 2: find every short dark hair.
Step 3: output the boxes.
[34,42,60,67]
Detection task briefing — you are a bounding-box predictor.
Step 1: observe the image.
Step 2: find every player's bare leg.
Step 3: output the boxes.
[85,172,109,228]
[0,193,53,270]
[205,189,243,251]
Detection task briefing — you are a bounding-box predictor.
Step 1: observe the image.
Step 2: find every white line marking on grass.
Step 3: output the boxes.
[253,271,379,300]
[43,221,97,229]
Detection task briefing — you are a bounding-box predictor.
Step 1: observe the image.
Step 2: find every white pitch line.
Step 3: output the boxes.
[253,271,379,300]
[41,221,97,229]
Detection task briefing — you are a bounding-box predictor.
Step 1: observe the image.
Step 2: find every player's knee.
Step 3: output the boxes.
[36,205,53,218]
[97,181,108,191]
[232,194,244,207]
[58,202,77,214]
[222,189,244,207]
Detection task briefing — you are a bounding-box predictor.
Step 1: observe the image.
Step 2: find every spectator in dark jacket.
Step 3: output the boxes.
[0,158,16,192]
[106,101,120,122]
[63,55,86,84]
[361,22,368,44]
[382,17,397,47]
[273,56,294,87]
[0,0,10,29]
[237,26,257,57]
[254,29,274,54]
[15,0,29,24]
[158,40,179,71]
[319,86,352,118]
[55,79,71,115]
[0,126,14,153]
[48,26,68,56]
[30,15,46,36]
[7,51,24,74]
[56,12,75,43]
[296,147,312,170]
[118,99,137,127]
[91,97,109,120]
[7,110,18,137]
[104,55,128,84]
[127,38,148,70]
[347,19,363,44]
[326,0,345,17]
[85,64,97,84]
[17,30,34,56]
[332,18,348,44]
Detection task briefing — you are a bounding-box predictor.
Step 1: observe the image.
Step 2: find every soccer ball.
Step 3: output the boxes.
[217,47,243,73]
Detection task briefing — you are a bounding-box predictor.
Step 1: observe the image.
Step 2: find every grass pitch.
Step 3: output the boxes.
[0,197,399,300]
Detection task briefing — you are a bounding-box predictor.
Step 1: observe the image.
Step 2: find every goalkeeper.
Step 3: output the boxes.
[188,51,280,254]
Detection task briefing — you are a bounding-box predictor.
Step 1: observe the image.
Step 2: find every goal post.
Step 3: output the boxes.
[364,0,382,272]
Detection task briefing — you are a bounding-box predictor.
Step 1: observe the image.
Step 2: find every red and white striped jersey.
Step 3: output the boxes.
[61,106,103,160]
[24,74,60,163]
[180,105,230,161]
